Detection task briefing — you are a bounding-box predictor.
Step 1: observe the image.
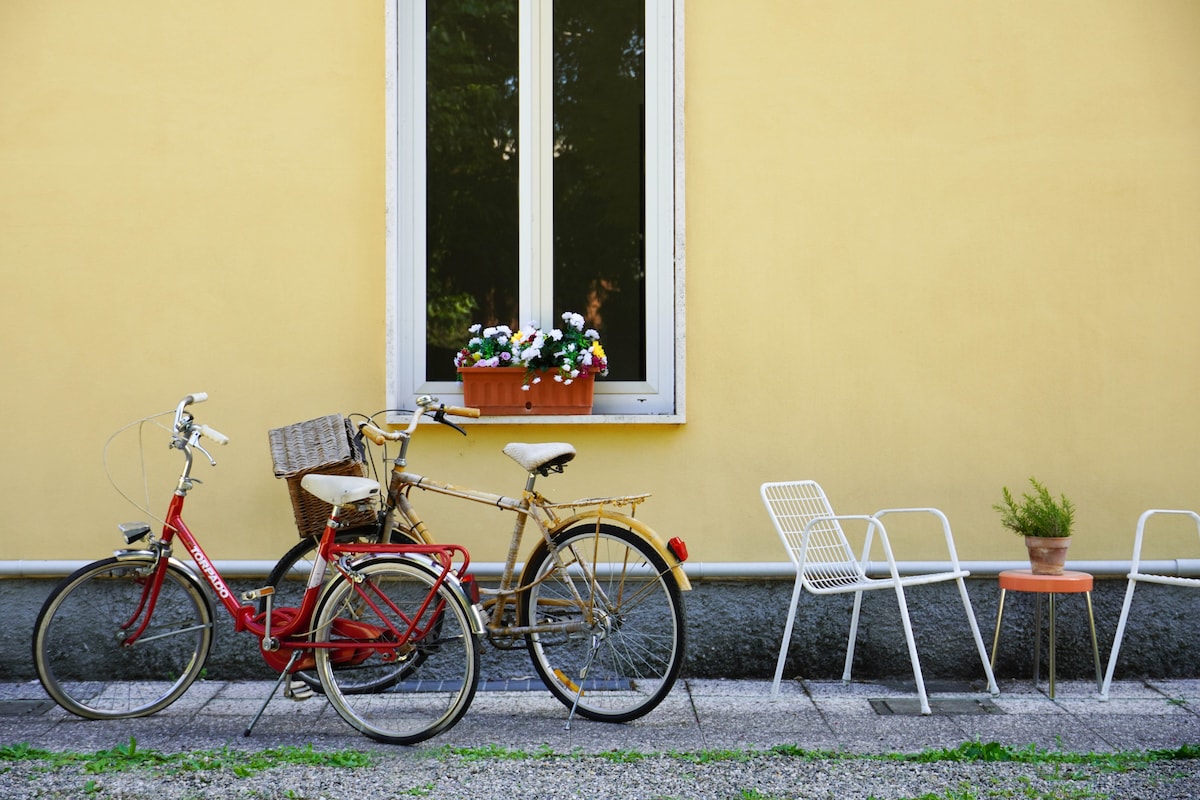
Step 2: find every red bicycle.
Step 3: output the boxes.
[32,393,482,745]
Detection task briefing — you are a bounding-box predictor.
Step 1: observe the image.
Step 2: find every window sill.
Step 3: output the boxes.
[460,413,685,425]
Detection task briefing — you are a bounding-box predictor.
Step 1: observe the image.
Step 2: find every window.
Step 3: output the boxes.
[386,0,682,418]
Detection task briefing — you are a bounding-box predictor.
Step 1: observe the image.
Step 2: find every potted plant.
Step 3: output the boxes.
[993,477,1075,575]
[453,312,609,415]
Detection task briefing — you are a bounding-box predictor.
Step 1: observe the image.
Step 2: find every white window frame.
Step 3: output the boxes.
[385,0,685,422]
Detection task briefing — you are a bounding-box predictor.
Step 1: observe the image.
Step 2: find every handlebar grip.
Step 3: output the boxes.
[442,405,481,419]
[358,422,389,445]
[198,424,229,445]
[186,392,208,405]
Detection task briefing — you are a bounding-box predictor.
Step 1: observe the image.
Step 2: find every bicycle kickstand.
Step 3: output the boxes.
[564,633,603,731]
[244,650,305,738]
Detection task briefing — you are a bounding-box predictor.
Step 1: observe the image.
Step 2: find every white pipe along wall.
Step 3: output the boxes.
[3,559,1200,579]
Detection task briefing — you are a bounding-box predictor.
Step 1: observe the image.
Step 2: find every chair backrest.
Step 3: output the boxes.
[761,480,866,592]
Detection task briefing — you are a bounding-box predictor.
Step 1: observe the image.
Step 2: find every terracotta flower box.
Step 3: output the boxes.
[458,367,596,416]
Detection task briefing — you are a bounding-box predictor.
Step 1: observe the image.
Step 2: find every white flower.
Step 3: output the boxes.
[469,337,483,347]
[563,312,585,330]
[585,329,600,340]
[549,329,563,341]
[469,323,482,334]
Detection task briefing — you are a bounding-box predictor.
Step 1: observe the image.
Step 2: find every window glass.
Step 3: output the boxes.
[552,0,646,381]
[426,0,520,382]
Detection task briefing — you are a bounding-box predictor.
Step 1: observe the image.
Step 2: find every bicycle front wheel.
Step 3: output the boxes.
[313,557,480,745]
[521,523,686,723]
[33,556,215,719]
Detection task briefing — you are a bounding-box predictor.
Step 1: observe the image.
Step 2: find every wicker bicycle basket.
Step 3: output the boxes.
[268,414,377,538]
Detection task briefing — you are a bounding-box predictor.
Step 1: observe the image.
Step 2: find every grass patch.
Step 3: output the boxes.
[897,740,1200,769]
[0,737,373,778]
[3,737,1197,791]
[439,743,555,761]
[430,740,1200,771]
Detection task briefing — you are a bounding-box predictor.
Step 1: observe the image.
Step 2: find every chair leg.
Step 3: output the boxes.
[842,589,865,683]
[771,576,805,698]
[955,577,1001,697]
[1100,578,1138,701]
[891,583,931,715]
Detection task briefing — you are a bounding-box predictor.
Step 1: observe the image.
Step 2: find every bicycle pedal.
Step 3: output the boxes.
[283,679,314,701]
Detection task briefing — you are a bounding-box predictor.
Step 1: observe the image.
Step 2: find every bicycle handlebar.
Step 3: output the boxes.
[357,399,480,445]
[172,393,230,445]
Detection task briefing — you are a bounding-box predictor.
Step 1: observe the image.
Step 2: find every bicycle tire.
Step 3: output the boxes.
[313,557,480,745]
[521,522,686,723]
[33,555,215,719]
[263,526,419,694]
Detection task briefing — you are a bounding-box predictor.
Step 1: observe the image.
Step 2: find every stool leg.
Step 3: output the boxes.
[1048,592,1057,700]
[1085,590,1102,693]
[1033,593,1043,689]
[990,589,1007,670]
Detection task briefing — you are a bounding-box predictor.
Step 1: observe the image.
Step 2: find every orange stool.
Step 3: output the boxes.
[989,569,1102,698]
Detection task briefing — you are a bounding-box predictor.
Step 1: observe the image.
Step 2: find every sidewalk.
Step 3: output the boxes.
[3,677,1199,756]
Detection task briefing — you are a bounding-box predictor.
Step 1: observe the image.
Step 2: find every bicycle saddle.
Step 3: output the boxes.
[503,442,576,475]
[300,474,380,507]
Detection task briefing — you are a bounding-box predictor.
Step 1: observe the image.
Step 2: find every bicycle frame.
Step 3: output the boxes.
[368,421,690,644]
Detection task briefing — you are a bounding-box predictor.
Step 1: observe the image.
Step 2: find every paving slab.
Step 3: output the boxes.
[1,677,1198,757]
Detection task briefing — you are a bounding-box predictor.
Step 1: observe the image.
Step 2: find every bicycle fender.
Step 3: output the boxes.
[111,552,218,623]
[526,512,691,591]
[322,554,486,636]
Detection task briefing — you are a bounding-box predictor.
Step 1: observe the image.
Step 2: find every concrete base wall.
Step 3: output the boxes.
[4,575,1197,684]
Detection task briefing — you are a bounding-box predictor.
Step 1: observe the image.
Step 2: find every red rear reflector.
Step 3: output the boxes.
[461,574,481,604]
[667,537,688,562]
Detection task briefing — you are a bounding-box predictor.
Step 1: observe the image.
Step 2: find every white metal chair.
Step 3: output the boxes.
[761,480,999,714]
[1100,509,1200,700]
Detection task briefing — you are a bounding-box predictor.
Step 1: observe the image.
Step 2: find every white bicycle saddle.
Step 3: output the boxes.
[300,474,380,507]
[503,442,576,473]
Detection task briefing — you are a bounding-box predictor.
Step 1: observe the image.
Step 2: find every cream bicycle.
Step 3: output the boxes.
[266,395,690,723]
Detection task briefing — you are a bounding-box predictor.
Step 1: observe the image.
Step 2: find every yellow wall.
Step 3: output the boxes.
[3,1,1199,569]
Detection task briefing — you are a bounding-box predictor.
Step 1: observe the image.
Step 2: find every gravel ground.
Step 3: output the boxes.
[3,751,1200,799]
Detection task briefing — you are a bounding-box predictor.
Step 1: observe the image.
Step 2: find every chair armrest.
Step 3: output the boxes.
[872,507,961,566]
[1130,509,1200,573]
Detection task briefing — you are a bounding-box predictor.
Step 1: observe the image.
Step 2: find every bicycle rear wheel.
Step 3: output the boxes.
[521,523,686,723]
[33,555,214,719]
[264,526,420,694]
[313,557,480,745]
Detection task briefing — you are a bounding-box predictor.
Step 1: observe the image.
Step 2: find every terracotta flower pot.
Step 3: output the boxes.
[458,367,596,416]
[1025,535,1071,575]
